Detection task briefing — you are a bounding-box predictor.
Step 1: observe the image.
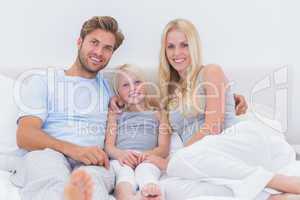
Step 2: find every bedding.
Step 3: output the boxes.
[0,73,296,200]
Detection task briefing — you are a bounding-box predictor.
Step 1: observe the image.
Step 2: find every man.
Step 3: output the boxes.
[11,16,124,200]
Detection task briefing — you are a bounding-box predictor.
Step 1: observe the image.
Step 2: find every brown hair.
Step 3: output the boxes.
[80,16,124,50]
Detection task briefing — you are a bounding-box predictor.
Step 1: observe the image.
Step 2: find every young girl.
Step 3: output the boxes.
[104,64,171,200]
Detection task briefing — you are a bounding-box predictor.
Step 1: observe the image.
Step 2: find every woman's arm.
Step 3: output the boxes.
[185,64,227,146]
[143,110,172,158]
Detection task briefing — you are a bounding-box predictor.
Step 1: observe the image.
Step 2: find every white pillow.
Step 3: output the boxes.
[0,74,18,153]
[237,103,285,138]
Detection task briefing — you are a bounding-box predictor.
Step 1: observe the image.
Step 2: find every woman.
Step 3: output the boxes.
[144,19,300,200]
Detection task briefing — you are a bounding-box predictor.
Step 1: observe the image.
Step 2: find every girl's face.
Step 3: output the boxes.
[165,29,191,77]
[117,71,146,106]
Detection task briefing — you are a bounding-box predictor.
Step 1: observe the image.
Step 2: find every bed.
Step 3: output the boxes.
[0,68,297,200]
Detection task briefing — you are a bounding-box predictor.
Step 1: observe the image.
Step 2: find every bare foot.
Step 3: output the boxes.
[270,194,300,200]
[140,183,162,200]
[64,170,93,200]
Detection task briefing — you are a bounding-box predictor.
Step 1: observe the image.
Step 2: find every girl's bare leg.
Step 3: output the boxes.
[140,183,162,200]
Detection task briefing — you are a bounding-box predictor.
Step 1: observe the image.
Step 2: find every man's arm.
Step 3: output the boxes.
[17,116,109,168]
[17,116,73,153]
[234,94,248,115]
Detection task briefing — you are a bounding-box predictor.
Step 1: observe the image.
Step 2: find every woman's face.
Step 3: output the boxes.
[117,71,146,105]
[165,29,191,77]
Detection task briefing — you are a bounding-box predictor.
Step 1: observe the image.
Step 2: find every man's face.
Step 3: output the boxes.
[77,29,116,73]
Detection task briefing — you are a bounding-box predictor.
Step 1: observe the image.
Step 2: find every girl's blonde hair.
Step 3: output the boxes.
[113,64,152,111]
[159,19,204,116]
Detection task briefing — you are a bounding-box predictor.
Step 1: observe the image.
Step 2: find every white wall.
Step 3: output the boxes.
[0,0,283,69]
[0,0,299,142]
[281,0,300,144]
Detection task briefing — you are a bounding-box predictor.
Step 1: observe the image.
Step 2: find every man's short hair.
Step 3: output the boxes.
[80,16,124,50]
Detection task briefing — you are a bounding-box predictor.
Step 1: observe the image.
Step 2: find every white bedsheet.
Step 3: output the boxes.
[0,169,239,200]
[0,170,20,200]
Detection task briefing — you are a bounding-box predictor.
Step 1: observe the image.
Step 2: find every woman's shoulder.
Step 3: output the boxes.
[200,64,226,82]
[201,64,224,75]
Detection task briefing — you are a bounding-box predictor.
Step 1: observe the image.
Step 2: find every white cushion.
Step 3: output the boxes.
[0,74,18,153]
[238,103,285,138]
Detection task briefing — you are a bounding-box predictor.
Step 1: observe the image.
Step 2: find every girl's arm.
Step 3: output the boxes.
[104,110,140,169]
[144,110,172,158]
[185,64,227,146]
[104,110,123,159]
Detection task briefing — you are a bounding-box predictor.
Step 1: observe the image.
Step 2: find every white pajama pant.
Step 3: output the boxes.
[110,160,161,191]
[166,121,297,200]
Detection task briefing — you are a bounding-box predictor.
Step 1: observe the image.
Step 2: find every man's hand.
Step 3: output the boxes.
[116,150,140,169]
[68,146,109,169]
[234,94,248,116]
[109,95,124,114]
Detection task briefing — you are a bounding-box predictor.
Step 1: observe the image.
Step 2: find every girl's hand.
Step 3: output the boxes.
[144,155,169,171]
[116,150,139,169]
[109,95,124,114]
[136,152,149,164]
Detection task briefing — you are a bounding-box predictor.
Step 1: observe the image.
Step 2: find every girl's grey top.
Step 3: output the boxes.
[116,111,159,152]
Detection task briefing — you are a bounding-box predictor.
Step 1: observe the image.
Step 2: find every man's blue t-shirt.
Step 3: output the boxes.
[17,68,113,148]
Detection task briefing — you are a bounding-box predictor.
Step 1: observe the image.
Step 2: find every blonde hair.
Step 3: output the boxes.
[80,16,124,50]
[113,64,152,111]
[159,19,204,116]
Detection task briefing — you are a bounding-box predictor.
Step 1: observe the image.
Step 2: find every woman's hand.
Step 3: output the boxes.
[109,95,124,114]
[145,155,169,171]
[116,150,140,169]
[234,94,248,115]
